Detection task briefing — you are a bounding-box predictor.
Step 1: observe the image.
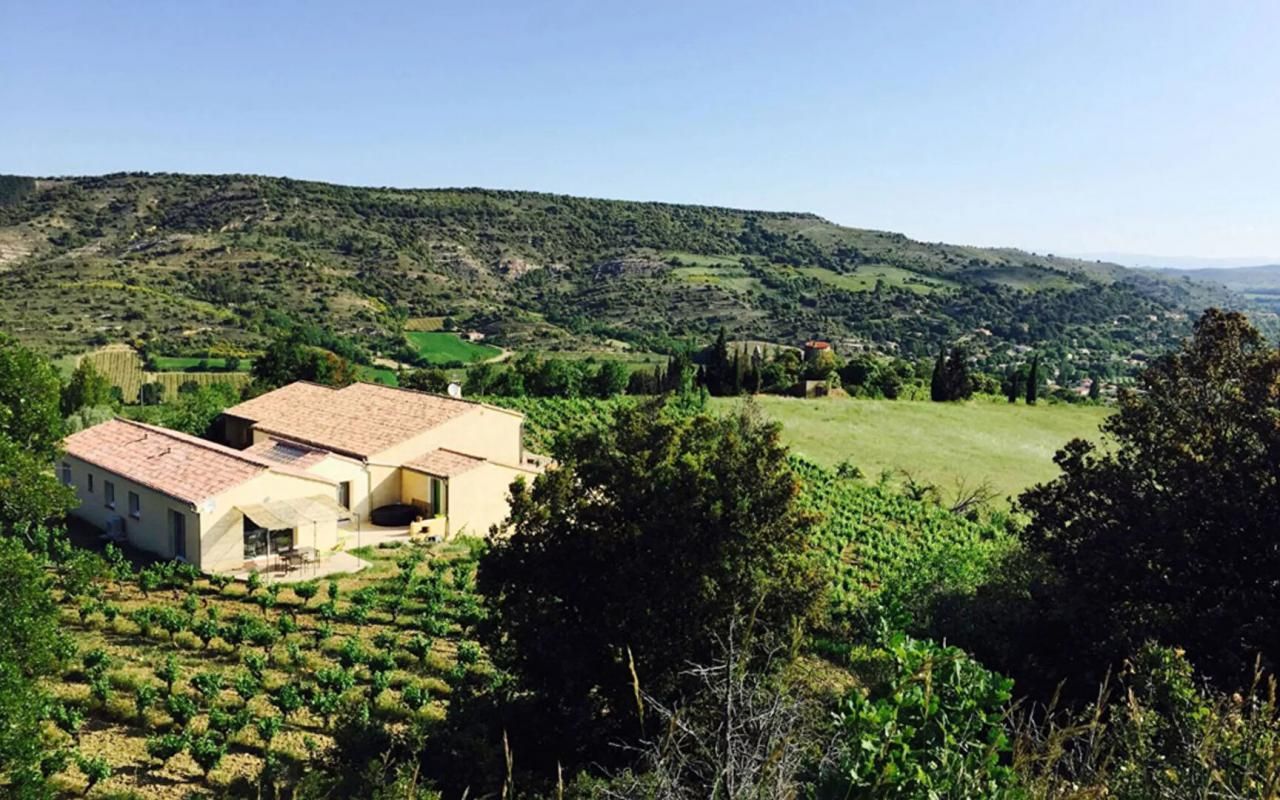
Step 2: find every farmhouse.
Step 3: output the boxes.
[62,381,542,573]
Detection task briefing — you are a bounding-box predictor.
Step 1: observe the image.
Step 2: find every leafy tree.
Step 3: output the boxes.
[705,327,731,395]
[1018,310,1280,690]
[152,382,239,436]
[139,381,166,406]
[1003,367,1022,403]
[251,332,354,390]
[402,367,451,393]
[590,360,629,398]
[0,336,64,459]
[0,538,63,793]
[60,359,113,417]
[0,437,76,543]
[930,345,973,402]
[478,401,824,759]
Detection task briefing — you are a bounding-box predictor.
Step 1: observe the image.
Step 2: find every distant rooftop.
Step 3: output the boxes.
[223,381,514,459]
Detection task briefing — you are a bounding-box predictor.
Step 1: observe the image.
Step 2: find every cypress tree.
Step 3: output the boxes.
[1005,368,1021,403]
[1088,373,1101,401]
[709,327,730,395]
[1026,354,1040,405]
[943,346,972,401]
[930,350,947,402]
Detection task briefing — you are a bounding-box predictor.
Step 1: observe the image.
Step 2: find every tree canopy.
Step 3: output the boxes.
[0,337,64,459]
[1018,309,1280,688]
[477,401,825,760]
[0,538,63,793]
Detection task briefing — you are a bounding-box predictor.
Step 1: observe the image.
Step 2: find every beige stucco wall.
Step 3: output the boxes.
[444,462,537,539]
[198,470,342,573]
[304,455,370,517]
[64,454,201,566]
[63,454,342,573]
[372,405,524,468]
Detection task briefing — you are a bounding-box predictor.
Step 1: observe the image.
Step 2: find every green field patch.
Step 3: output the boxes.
[961,266,1078,291]
[659,251,747,268]
[712,395,1110,501]
[405,332,500,365]
[795,265,953,294]
[356,364,400,386]
[671,265,762,292]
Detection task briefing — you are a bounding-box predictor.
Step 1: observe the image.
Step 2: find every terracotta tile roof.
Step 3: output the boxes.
[223,382,483,458]
[245,438,332,470]
[64,419,272,505]
[404,448,486,477]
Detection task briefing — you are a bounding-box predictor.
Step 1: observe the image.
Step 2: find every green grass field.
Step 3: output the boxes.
[713,395,1111,501]
[405,332,501,365]
[794,265,955,294]
[356,364,400,386]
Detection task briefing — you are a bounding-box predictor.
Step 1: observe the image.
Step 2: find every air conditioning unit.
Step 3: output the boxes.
[102,515,126,542]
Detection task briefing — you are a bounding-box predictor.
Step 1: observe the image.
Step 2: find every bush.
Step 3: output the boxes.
[821,634,1018,799]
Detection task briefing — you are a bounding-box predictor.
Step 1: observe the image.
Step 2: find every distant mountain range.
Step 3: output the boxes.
[0,173,1272,372]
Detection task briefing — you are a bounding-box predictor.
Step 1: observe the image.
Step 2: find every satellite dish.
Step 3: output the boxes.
[447,383,463,399]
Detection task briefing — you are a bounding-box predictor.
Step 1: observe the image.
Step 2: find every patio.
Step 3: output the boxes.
[231,550,371,584]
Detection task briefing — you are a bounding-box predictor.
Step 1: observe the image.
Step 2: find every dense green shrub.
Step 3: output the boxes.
[822,634,1017,799]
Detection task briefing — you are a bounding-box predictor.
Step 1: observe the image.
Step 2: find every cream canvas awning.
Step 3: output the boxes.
[237,494,350,530]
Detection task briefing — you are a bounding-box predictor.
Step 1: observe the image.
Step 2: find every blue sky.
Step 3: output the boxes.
[3,1,1277,262]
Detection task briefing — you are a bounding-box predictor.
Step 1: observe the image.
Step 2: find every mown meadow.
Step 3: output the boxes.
[712,394,1110,500]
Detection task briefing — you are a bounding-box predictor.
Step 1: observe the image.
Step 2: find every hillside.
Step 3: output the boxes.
[1157,263,1280,313]
[0,173,1257,368]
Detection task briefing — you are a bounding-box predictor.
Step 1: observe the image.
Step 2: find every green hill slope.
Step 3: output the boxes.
[0,172,1254,363]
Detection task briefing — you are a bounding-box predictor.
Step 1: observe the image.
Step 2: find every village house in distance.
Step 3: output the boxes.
[60,381,543,573]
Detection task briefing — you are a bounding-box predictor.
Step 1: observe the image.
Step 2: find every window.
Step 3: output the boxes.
[337,481,351,510]
[60,463,72,486]
[104,481,116,509]
[271,530,294,553]
[244,523,268,559]
[244,518,292,559]
[169,510,187,560]
[87,473,94,493]
[128,492,141,519]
